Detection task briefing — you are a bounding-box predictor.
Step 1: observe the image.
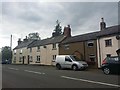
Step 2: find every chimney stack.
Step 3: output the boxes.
[100,17,106,31]
[18,38,22,45]
[63,25,71,37]
[23,36,28,42]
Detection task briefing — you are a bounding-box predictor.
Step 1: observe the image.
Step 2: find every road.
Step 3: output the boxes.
[2,64,120,88]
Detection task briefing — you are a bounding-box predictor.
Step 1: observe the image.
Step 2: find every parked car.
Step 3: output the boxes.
[101,56,120,75]
[55,55,88,71]
[1,59,10,64]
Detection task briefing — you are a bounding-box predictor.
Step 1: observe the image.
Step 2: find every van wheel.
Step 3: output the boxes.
[72,65,78,71]
[103,67,110,75]
[56,64,61,70]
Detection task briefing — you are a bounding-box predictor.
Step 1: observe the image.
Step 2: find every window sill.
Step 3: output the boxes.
[52,48,57,50]
[105,45,112,47]
[37,50,40,52]
[52,60,55,62]
[35,61,40,63]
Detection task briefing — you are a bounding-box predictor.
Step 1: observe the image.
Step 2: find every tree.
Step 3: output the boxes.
[28,32,41,40]
[2,46,12,64]
[52,20,62,37]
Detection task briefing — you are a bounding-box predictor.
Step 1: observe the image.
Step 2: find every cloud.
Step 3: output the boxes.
[1,2,118,49]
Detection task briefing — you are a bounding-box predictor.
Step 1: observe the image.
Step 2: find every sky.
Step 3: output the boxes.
[0,0,119,49]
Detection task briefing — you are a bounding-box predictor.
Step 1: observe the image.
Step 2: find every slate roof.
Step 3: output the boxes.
[97,25,120,37]
[14,25,120,49]
[62,25,120,44]
[28,35,66,48]
[61,31,99,44]
[13,40,35,50]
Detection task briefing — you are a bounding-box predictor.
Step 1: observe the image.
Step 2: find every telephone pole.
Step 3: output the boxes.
[10,35,12,50]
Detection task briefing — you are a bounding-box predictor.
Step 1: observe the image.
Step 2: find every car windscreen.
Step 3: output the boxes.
[70,55,80,61]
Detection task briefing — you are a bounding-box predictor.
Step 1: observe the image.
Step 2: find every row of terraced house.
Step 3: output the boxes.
[12,18,120,68]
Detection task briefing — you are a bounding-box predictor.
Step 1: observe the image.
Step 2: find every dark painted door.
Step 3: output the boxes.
[23,56,24,64]
[28,55,30,64]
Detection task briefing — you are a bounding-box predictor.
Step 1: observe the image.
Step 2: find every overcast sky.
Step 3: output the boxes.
[0,1,118,49]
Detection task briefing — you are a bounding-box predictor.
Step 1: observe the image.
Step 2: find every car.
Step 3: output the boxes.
[55,55,88,71]
[101,56,120,75]
[1,60,11,64]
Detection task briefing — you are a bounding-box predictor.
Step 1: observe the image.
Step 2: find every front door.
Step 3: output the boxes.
[22,56,24,64]
[28,55,30,64]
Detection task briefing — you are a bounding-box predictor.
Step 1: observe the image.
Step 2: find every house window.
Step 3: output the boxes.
[52,43,56,49]
[87,54,96,65]
[43,45,47,48]
[36,56,40,63]
[20,49,22,54]
[64,44,69,50]
[13,57,16,63]
[19,57,22,62]
[52,55,56,62]
[106,54,111,57]
[87,41,94,47]
[14,50,16,55]
[105,39,112,47]
[30,56,33,62]
[37,46,40,52]
[14,57,16,61]
[30,48,32,53]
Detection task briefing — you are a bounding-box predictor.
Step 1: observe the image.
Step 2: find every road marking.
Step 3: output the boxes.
[24,70,45,75]
[8,67,19,70]
[61,76,120,88]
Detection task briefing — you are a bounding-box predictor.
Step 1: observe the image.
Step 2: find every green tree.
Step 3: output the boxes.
[28,32,41,40]
[52,20,62,37]
[2,46,12,64]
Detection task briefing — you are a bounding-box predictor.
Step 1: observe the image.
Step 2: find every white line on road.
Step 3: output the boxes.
[8,67,19,71]
[24,70,45,75]
[61,76,120,88]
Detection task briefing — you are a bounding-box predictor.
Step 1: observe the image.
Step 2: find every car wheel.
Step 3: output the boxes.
[72,65,78,71]
[56,64,61,70]
[103,67,110,75]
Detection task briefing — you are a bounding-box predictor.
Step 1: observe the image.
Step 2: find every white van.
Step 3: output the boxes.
[55,55,88,71]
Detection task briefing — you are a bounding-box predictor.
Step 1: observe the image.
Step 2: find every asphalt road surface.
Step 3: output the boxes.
[2,64,120,88]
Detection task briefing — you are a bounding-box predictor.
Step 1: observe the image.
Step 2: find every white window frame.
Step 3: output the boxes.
[87,41,94,47]
[52,55,56,62]
[64,44,69,50]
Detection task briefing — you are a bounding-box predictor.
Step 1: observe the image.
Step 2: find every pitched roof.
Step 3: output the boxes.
[13,40,35,50]
[62,31,99,44]
[28,35,66,48]
[97,25,120,37]
[62,25,120,44]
